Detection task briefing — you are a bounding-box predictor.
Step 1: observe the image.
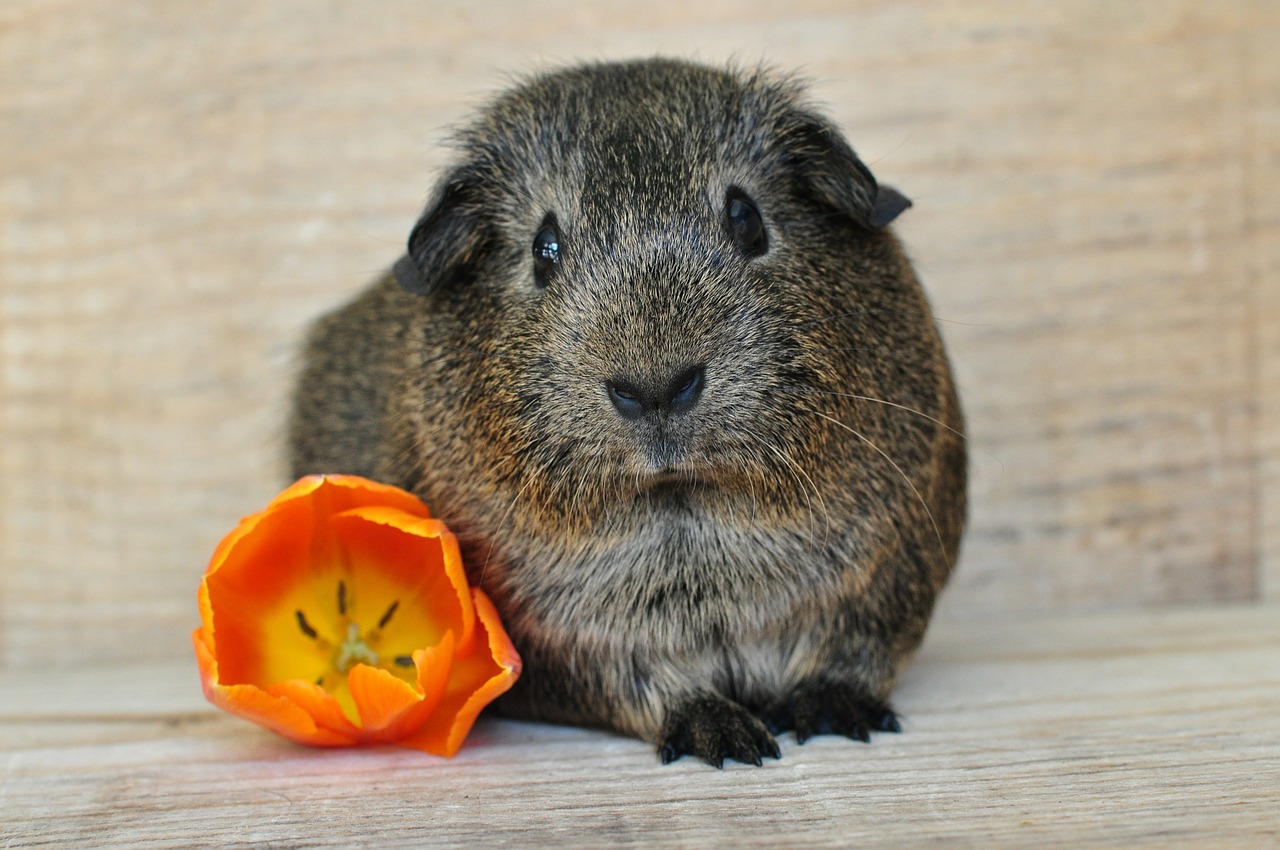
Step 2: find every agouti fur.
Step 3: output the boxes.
[290,58,966,767]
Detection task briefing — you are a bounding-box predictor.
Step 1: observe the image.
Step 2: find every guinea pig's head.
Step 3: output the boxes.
[394,60,921,536]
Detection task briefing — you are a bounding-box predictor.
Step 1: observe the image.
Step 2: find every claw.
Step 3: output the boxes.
[658,694,780,768]
[773,681,900,747]
[873,709,902,733]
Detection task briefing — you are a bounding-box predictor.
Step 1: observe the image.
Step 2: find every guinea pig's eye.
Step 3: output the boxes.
[531,214,562,288]
[724,188,768,258]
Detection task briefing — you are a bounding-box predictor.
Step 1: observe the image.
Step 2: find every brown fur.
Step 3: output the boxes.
[289,59,966,766]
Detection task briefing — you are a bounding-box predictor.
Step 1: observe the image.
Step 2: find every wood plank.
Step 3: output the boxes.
[2,0,1278,669]
[897,4,1271,616]
[3,602,1277,847]
[1249,21,1280,601]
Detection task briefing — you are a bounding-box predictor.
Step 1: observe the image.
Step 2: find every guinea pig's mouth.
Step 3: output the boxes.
[636,468,715,496]
[648,469,698,487]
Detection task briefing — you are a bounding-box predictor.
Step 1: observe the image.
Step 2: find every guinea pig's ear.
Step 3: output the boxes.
[393,175,490,295]
[786,119,912,229]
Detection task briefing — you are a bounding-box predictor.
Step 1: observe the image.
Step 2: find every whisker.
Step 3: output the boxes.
[807,409,948,568]
[794,309,869,329]
[794,306,989,329]
[478,473,537,588]
[755,436,830,547]
[438,343,519,361]
[779,387,960,442]
[780,386,1000,469]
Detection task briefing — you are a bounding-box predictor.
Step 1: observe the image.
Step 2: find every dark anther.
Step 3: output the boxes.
[394,655,415,668]
[296,610,318,639]
[337,580,348,616]
[378,600,400,630]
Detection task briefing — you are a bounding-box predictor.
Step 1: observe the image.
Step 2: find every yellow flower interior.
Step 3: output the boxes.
[259,552,441,724]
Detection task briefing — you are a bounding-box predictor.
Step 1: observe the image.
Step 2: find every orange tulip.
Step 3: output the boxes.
[193,474,521,756]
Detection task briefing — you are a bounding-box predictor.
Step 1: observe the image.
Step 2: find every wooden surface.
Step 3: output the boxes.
[3,599,1277,848]
[2,2,1279,845]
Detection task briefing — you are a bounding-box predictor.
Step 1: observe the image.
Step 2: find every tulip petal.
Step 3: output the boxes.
[214,684,354,747]
[411,637,457,727]
[266,679,361,738]
[348,664,424,734]
[400,589,522,757]
[203,500,323,688]
[194,628,354,747]
[330,507,475,650]
[347,632,456,740]
[305,474,433,521]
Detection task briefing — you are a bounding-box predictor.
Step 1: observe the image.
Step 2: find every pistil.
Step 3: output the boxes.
[334,622,379,673]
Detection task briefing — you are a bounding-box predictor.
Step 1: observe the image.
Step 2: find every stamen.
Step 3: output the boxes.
[295,610,318,639]
[378,600,400,630]
[337,580,348,616]
[394,655,414,668]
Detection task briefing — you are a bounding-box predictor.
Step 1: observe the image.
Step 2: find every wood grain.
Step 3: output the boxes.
[3,601,1277,848]
[1251,16,1280,602]
[1,1,1277,667]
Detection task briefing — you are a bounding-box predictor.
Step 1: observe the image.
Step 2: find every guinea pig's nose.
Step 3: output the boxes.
[605,364,705,420]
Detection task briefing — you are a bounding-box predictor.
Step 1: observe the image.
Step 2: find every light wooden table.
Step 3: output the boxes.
[4,2,1279,846]
[4,599,1277,847]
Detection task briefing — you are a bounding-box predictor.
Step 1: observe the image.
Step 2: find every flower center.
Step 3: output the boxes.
[294,580,415,689]
[334,622,379,673]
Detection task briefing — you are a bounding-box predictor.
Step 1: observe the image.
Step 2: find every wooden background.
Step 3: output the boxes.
[6,0,1276,672]
[3,2,1278,846]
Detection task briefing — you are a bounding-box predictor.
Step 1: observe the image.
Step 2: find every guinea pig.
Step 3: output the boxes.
[289,58,966,767]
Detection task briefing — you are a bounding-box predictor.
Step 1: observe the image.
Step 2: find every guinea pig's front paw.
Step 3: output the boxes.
[658,694,781,768]
[766,680,902,744]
